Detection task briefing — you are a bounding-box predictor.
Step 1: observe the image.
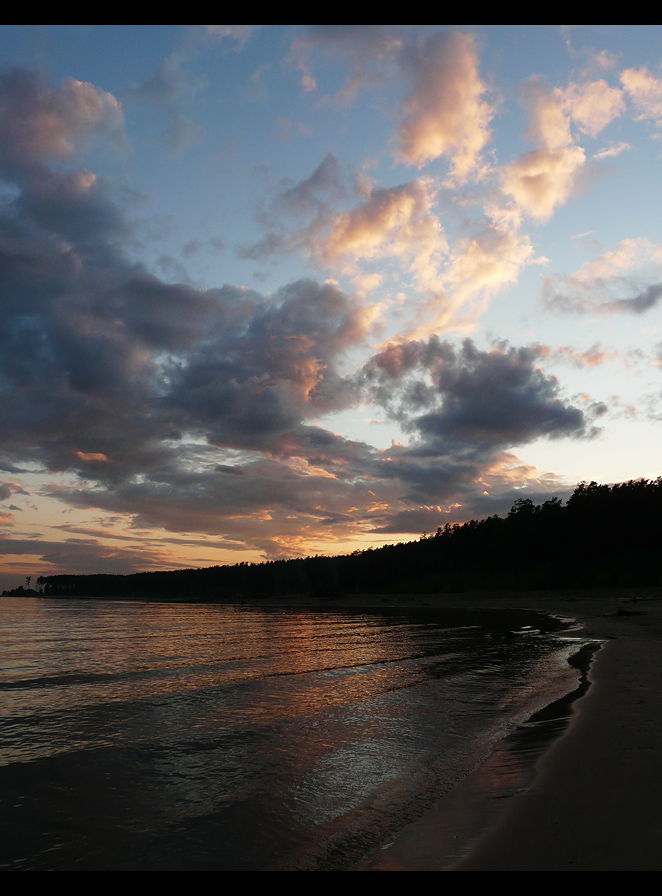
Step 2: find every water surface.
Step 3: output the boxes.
[0,598,586,870]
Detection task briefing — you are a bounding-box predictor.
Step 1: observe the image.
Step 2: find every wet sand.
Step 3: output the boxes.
[318,588,662,871]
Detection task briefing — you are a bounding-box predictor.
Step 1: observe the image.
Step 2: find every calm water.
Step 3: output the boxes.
[0,598,588,870]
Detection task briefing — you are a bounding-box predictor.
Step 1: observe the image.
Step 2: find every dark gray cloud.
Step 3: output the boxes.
[545,277,662,316]
[17,169,127,249]
[416,347,589,447]
[166,278,370,455]
[0,134,370,490]
[363,336,596,449]
[612,283,662,314]
[368,480,575,536]
[46,452,384,560]
[0,482,29,501]
[357,337,603,515]
[0,127,372,514]
[0,533,178,577]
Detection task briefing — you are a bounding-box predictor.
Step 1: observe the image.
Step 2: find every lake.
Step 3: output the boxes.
[0,597,589,870]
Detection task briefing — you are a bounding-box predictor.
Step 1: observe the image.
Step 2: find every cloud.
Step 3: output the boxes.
[123,51,205,154]
[496,72,627,222]
[165,279,376,457]
[272,153,348,219]
[246,169,451,303]
[406,212,536,338]
[287,25,405,98]
[612,283,662,314]
[543,237,662,314]
[502,80,587,221]
[593,141,631,160]
[0,143,386,556]
[0,532,181,577]
[559,79,625,138]
[287,27,493,182]
[362,337,597,451]
[75,451,111,464]
[317,177,447,280]
[445,220,534,303]
[244,158,536,342]
[503,142,585,223]
[205,26,263,45]
[0,68,123,176]
[45,450,391,561]
[240,154,355,261]
[368,456,569,535]
[397,30,493,180]
[536,342,621,368]
[0,60,620,571]
[126,52,198,107]
[357,334,602,527]
[0,262,376,483]
[0,482,29,502]
[621,66,662,124]
[355,336,604,522]
[0,134,376,480]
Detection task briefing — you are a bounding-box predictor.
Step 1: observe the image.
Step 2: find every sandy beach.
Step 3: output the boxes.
[324,588,662,871]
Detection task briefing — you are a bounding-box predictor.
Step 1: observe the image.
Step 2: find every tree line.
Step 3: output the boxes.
[9,478,662,602]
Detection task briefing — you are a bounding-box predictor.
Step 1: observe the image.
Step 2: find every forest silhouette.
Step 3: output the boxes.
[10,478,662,602]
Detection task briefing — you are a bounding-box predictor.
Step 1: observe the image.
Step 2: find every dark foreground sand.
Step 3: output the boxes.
[319,588,662,871]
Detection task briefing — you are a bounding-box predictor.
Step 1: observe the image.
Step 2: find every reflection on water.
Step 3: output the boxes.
[0,598,586,870]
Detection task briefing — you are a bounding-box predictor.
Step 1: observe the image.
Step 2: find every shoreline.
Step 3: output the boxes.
[455,594,662,871]
[357,624,602,871]
[338,588,662,872]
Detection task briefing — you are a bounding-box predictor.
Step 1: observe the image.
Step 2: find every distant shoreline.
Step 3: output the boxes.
[4,584,660,608]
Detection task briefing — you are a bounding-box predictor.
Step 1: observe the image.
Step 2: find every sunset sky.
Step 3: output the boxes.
[2,25,662,590]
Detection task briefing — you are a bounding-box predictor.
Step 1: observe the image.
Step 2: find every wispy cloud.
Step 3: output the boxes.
[544,238,662,314]
[204,25,264,45]
[122,50,205,154]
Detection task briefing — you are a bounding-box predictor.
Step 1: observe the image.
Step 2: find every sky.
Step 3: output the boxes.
[1,24,662,590]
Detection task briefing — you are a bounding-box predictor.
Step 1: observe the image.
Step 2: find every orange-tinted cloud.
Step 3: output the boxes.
[502,80,586,221]
[75,452,111,464]
[406,210,536,339]
[318,178,447,280]
[536,342,621,368]
[397,30,493,181]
